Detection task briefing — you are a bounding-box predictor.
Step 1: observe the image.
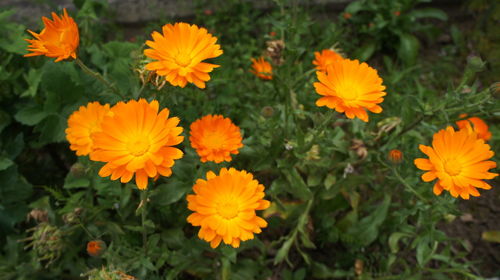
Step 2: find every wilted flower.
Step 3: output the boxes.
[90,99,184,190]
[144,22,223,88]
[350,139,368,159]
[26,209,49,223]
[22,222,64,267]
[313,58,386,122]
[261,106,274,118]
[187,168,270,248]
[250,57,273,80]
[189,115,243,163]
[266,39,285,65]
[82,266,136,280]
[25,8,79,62]
[414,126,498,199]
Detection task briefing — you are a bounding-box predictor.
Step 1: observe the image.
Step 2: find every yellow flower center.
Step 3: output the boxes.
[216,201,239,219]
[127,139,150,156]
[336,81,360,102]
[204,132,225,150]
[444,160,462,176]
[175,53,192,67]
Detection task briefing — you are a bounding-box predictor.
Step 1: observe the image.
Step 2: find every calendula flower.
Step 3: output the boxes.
[144,22,223,89]
[65,102,111,156]
[189,115,243,163]
[414,126,498,199]
[313,49,343,72]
[187,168,270,248]
[250,57,273,80]
[25,8,79,62]
[388,149,403,163]
[343,12,352,19]
[456,114,491,141]
[90,99,184,190]
[313,58,386,122]
[86,240,106,257]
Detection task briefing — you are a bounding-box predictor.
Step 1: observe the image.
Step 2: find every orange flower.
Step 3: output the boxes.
[414,126,498,199]
[388,149,403,163]
[187,168,270,248]
[394,11,401,16]
[25,8,79,62]
[456,114,491,141]
[250,57,273,80]
[144,22,223,89]
[313,58,386,122]
[90,99,184,190]
[189,115,243,163]
[65,102,111,156]
[343,12,352,19]
[86,240,106,257]
[312,49,343,72]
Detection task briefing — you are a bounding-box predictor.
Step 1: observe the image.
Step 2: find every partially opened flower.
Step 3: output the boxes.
[86,240,106,257]
[388,149,403,164]
[250,57,273,80]
[414,126,498,199]
[187,168,270,248]
[189,115,243,163]
[313,58,386,122]
[65,102,110,156]
[90,99,184,190]
[25,8,79,62]
[456,114,491,141]
[312,49,343,72]
[144,22,223,89]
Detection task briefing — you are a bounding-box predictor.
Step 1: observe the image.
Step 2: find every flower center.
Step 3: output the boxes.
[175,53,192,67]
[216,201,239,219]
[127,139,150,156]
[444,160,462,176]
[203,132,226,150]
[336,81,360,102]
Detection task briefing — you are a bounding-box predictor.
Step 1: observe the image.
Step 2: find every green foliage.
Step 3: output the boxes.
[0,0,498,279]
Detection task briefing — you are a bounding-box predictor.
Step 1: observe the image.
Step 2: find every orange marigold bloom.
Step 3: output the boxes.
[313,58,386,122]
[414,126,498,199]
[456,114,491,141]
[250,57,273,80]
[144,22,223,89]
[343,12,352,19]
[313,49,343,72]
[86,240,106,257]
[388,149,403,163]
[25,8,79,62]
[187,168,270,248]
[90,99,184,190]
[189,115,243,163]
[65,102,111,156]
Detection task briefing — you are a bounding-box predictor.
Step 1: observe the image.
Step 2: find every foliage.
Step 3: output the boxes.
[0,0,498,279]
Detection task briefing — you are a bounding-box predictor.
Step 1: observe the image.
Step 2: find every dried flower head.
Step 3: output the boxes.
[313,58,386,122]
[351,139,368,159]
[414,126,498,199]
[250,57,273,80]
[27,209,49,223]
[189,115,243,163]
[266,39,285,65]
[187,168,270,248]
[66,102,111,156]
[90,99,184,190]
[25,8,79,62]
[22,222,64,267]
[144,22,223,88]
[82,266,137,280]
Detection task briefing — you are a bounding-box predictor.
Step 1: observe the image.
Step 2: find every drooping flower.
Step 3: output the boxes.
[313,58,386,122]
[144,22,223,89]
[414,126,498,199]
[189,115,243,163]
[90,99,184,190]
[456,114,491,141]
[65,102,111,156]
[187,168,270,248]
[25,8,79,62]
[312,49,343,72]
[250,57,273,80]
[86,240,106,257]
[388,149,403,164]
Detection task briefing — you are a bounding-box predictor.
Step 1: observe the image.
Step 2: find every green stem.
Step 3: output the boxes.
[221,255,231,280]
[392,168,429,204]
[140,190,149,255]
[74,58,124,98]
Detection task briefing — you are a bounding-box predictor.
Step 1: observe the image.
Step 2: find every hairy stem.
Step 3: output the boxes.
[74,58,124,98]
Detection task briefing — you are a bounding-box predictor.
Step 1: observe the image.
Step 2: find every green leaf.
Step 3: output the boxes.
[311,261,352,278]
[151,181,190,206]
[0,157,13,171]
[398,33,420,66]
[281,168,313,200]
[14,104,47,126]
[345,1,365,14]
[409,8,448,21]
[388,232,412,253]
[0,109,11,133]
[353,41,377,62]
[274,236,294,265]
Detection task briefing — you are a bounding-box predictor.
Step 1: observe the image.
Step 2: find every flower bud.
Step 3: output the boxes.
[388,149,403,164]
[87,240,106,257]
